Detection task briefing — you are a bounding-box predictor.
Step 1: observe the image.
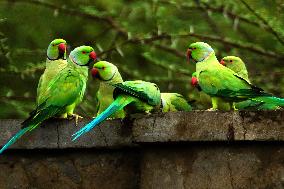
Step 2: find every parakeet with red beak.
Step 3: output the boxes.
[220,56,249,81]
[72,80,161,140]
[37,39,68,105]
[0,46,97,154]
[91,61,125,118]
[91,61,191,116]
[186,42,276,110]
[220,56,284,110]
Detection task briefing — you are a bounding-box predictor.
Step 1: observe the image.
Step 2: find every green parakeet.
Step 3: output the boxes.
[91,61,191,114]
[191,72,231,110]
[37,39,68,105]
[220,56,284,110]
[186,42,276,110]
[91,61,125,118]
[220,56,249,81]
[0,46,97,154]
[72,80,161,140]
[160,93,192,112]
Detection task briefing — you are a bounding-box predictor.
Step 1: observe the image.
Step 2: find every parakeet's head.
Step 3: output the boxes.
[91,61,118,81]
[220,56,244,66]
[69,46,97,67]
[47,39,67,60]
[186,42,214,64]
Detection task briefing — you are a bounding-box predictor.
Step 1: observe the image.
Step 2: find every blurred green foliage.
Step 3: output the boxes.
[0,0,283,118]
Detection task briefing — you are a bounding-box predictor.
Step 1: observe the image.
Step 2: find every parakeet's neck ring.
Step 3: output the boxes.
[47,56,66,61]
[195,51,214,64]
[99,70,117,82]
[70,55,90,67]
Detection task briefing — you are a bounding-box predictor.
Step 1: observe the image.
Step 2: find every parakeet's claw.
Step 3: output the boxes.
[68,114,83,126]
[232,103,238,111]
[106,117,115,120]
[145,110,151,115]
[207,108,217,111]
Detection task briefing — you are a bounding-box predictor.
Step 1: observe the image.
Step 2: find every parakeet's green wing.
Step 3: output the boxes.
[42,68,86,108]
[170,94,192,111]
[23,68,86,129]
[199,68,263,100]
[113,80,161,106]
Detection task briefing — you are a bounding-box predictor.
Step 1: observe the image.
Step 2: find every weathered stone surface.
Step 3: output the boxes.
[0,111,283,150]
[140,145,284,189]
[235,111,284,140]
[0,119,59,149]
[58,118,134,148]
[0,112,283,189]
[133,111,284,142]
[133,111,235,142]
[0,150,140,189]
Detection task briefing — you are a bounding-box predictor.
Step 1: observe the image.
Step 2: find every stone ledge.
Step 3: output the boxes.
[0,111,283,149]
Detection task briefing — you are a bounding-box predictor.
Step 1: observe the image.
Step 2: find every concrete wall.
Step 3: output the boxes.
[0,111,283,189]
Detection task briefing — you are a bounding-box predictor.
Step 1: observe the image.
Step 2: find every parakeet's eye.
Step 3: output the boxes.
[82,51,86,54]
[229,60,233,63]
[52,44,56,47]
[102,66,105,70]
[192,47,196,50]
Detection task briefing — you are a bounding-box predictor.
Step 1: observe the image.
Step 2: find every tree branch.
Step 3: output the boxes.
[239,0,284,46]
[0,95,35,101]
[158,0,284,46]
[7,0,128,38]
[99,32,284,59]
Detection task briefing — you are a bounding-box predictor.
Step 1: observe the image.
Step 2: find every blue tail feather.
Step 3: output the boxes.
[0,127,30,154]
[72,96,132,141]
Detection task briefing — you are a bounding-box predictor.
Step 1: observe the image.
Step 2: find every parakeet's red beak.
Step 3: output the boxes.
[89,51,97,61]
[58,43,66,53]
[91,68,99,78]
[220,59,225,66]
[191,76,198,87]
[186,49,191,64]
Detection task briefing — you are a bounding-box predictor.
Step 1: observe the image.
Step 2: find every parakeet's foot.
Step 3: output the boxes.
[68,114,83,126]
[106,117,115,120]
[207,108,217,111]
[145,110,151,115]
[232,103,238,111]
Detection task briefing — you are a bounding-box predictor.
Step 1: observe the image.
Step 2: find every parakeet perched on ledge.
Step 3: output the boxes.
[92,61,191,116]
[92,61,125,118]
[37,39,68,105]
[0,46,97,154]
[220,56,284,110]
[72,80,161,140]
[186,42,282,110]
[160,93,192,112]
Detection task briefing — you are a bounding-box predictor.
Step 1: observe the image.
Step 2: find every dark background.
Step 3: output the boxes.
[0,0,283,118]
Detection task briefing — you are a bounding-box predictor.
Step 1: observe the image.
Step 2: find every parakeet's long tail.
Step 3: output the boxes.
[0,127,30,154]
[237,96,284,110]
[0,105,61,154]
[72,95,133,141]
[253,96,284,108]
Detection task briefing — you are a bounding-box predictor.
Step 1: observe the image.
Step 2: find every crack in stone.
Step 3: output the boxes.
[234,112,247,140]
[70,158,83,187]
[56,123,60,149]
[151,115,157,140]
[98,126,108,146]
[242,124,247,140]
[227,160,235,189]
